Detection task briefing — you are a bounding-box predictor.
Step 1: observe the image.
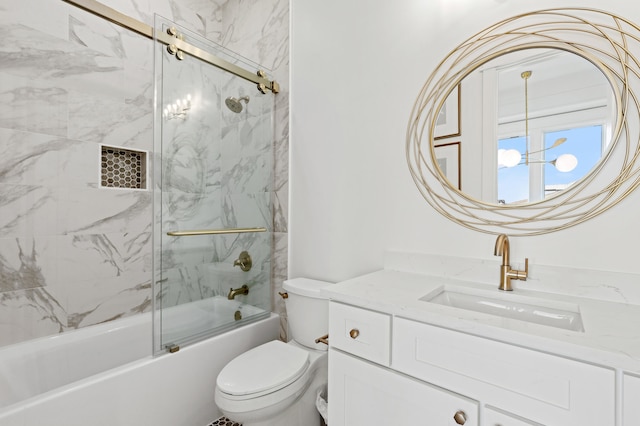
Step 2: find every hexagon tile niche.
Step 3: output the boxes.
[100,145,147,189]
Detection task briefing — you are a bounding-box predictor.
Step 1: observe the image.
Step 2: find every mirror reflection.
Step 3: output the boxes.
[434,48,615,205]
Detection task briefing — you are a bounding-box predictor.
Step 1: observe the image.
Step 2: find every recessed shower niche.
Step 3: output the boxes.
[100,145,147,190]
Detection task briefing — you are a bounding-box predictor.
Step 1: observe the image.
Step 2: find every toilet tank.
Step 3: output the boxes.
[283,278,333,350]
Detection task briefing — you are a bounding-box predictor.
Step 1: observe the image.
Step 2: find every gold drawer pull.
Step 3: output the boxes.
[349,329,360,339]
[453,410,467,425]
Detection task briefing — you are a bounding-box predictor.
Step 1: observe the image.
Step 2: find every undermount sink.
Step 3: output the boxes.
[421,285,585,332]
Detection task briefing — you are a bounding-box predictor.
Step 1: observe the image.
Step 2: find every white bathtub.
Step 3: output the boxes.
[0,298,279,426]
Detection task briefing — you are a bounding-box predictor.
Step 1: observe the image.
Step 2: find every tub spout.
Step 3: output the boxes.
[228,284,249,300]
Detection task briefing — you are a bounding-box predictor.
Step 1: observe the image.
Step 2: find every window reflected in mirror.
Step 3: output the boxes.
[498,125,604,204]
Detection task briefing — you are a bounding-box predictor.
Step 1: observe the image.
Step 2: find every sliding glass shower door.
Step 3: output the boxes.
[153,16,273,354]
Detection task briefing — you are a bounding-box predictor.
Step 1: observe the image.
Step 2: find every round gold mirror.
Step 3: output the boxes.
[407,8,640,235]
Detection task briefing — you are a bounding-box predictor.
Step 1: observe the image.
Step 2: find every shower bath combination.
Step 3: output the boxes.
[225,95,250,113]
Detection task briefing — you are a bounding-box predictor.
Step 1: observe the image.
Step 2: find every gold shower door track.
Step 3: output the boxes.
[62,0,280,94]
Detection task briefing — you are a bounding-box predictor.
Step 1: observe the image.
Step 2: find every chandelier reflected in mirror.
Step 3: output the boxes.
[497,70,578,173]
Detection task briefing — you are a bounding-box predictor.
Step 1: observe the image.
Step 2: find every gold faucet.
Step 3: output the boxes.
[228,284,249,300]
[493,234,528,291]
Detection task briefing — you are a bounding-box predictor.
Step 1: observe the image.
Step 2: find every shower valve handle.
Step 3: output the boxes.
[233,251,252,272]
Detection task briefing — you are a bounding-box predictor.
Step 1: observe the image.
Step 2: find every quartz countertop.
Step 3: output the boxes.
[324,268,640,374]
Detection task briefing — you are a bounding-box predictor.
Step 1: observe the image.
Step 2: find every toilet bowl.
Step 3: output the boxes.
[214,278,332,426]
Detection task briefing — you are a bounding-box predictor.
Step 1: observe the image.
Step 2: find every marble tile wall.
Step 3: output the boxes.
[157,29,275,321]
[0,0,289,347]
[209,0,290,340]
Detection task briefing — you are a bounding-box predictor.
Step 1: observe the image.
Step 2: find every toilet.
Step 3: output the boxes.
[215,278,332,426]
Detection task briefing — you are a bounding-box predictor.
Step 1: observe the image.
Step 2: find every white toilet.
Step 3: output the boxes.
[215,278,332,426]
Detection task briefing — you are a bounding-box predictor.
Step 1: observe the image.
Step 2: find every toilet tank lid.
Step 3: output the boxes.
[283,278,333,299]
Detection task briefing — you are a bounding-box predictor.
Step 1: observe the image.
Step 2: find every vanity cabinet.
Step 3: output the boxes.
[623,373,640,425]
[393,317,615,425]
[328,301,616,426]
[329,348,479,425]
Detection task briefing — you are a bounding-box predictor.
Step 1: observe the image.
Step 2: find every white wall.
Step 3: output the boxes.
[290,0,640,283]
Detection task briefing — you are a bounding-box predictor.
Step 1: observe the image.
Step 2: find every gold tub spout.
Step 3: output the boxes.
[228,284,249,300]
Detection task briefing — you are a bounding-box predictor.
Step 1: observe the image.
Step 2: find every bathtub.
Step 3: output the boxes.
[0,298,279,426]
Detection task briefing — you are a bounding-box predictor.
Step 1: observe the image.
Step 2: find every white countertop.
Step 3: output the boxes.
[325,268,640,374]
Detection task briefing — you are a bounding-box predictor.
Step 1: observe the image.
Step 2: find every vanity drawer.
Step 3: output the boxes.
[392,318,615,426]
[329,302,391,366]
[485,407,542,426]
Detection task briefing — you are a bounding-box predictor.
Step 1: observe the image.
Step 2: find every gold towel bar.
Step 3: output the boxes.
[166,227,267,237]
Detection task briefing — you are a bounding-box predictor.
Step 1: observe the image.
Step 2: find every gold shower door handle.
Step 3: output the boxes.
[167,227,267,236]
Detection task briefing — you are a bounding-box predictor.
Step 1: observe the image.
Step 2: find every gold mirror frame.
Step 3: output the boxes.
[407,8,640,236]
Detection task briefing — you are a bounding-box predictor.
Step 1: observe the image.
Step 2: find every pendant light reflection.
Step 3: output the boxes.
[498,71,578,173]
[164,94,192,120]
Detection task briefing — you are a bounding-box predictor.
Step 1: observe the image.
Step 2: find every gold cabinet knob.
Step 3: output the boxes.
[349,329,360,339]
[453,410,467,425]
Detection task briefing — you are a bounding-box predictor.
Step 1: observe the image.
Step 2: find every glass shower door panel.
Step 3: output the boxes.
[153,16,273,353]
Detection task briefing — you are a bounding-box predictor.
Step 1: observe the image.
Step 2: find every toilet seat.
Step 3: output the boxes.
[216,340,310,400]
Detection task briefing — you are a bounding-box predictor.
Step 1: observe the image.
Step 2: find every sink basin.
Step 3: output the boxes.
[421,285,585,332]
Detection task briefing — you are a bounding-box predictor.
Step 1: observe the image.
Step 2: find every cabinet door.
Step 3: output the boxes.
[328,349,478,426]
[624,373,640,426]
[393,318,615,426]
[485,407,543,426]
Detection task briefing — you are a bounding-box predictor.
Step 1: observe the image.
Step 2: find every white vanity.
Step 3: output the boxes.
[325,252,640,426]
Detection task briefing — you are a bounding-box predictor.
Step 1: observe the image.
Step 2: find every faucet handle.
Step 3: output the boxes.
[233,251,252,272]
[513,257,528,281]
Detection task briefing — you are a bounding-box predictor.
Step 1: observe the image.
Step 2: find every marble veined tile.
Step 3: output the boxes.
[148,1,207,37]
[221,154,272,195]
[216,0,288,71]
[0,23,122,83]
[0,130,106,191]
[0,129,63,187]
[56,231,151,286]
[221,192,271,230]
[58,187,151,235]
[69,14,129,59]
[0,0,69,40]
[273,189,288,233]
[0,288,67,347]
[66,278,151,329]
[0,71,68,137]
[0,184,58,238]
[0,236,58,293]
[162,190,223,233]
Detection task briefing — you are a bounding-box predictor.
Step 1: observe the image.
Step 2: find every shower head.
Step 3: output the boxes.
[225,95,250,113]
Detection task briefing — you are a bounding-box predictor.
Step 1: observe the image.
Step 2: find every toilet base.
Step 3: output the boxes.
[236,381,325,426]
[217,345,327,426]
